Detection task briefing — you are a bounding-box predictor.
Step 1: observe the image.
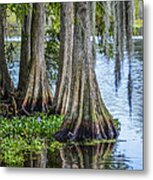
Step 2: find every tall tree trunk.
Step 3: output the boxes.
[18,6,32,98]
[90,2,96,62]
[52,2,73,115]
[0,5,14,99]
[55,2,118,142]
[22,3,53,112]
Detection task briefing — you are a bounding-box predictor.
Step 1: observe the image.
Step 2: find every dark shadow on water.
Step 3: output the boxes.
[60,143,116,169]
[127,44,133,117]
[6,142,133,170]
[59,143,132,170]
[0,142,131,170]
[23,148,62,168]
[2,2,148,175]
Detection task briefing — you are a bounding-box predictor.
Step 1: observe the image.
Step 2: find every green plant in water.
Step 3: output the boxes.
[0,114,64,166]
[0,114,120,166]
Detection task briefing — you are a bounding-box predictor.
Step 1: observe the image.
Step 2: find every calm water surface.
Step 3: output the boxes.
[95,39,143,170]
[8,38,143,170]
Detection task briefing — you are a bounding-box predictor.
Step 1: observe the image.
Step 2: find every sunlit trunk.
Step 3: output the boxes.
[52,2,73,115]
[22,3,53,113]
[18,6,32,99]
[90,2,96,62]
[55,2,118,142]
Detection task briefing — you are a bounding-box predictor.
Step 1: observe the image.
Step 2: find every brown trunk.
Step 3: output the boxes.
[0,5,14,99]
[22,3,53,112]
[90,2,96,63]
[52,2,73,115]
[55,2,118,142]
[18,6,32,98]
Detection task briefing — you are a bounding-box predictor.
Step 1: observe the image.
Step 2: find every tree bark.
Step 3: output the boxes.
[18,6,32,98]
[90,2,96,62]
[55,2,118,142]
[22,3,53,112]
[52,2,74,115]
[0,5,14,99]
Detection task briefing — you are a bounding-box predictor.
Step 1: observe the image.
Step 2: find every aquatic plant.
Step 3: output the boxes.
[0,114,63,166]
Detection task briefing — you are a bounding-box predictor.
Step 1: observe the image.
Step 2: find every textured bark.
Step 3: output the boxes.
[0,5,14,99]
[55,2,118,142]
[18,7,32,98]
[22,3,53,112]
[90,2,96,62]
[52,2,74,115]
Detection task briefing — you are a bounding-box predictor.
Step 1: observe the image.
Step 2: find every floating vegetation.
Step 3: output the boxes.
[0,114,63,166]
[0,114,120,167]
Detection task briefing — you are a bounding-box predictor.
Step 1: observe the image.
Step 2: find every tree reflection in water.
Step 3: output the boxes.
[24,148,48,168]
[60,143,131,170]
[8,142,133,169]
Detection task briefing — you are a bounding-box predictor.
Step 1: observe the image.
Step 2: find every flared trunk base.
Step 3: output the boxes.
[21,94,52,114]
[55,120,118,142]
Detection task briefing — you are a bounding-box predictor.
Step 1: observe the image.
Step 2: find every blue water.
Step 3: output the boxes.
[8,38,143,170]
[95,39,143,170]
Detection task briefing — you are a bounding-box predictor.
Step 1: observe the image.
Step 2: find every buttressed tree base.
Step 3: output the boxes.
[0,1,144,170]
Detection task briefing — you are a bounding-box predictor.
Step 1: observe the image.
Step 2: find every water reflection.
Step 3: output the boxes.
[95,38,143,170]
[59,143,132,170]
[60,143,114,169]
[24,147,62,168]
[24,149,48,168]
[0,142,133,169]
[6,38,143,169]
[127,43,133,117]
[115,51,121,92]
[128,65,132,117]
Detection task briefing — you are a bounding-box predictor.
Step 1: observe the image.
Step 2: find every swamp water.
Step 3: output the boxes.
[2,38,143,170]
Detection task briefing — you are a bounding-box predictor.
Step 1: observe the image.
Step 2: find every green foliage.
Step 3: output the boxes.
[6,4,31,37]
[96,2,114,58]
[113,118,121,131]
[134,19,143,29]
[75,139,116,146]
[45,3,61,83]
[0,114,63,141]
[0,114,63,166]
[133,19,143,35]
[7,3,30,23]
[96,1,143,58]
[134,0,140,20]
[0,138,26,166]
[49,141,62,153]
[45,3,61,34]
[96,2,105,37]
[133,0,143,35]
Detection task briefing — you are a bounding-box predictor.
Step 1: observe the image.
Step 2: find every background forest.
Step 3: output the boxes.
[0,1,143,169]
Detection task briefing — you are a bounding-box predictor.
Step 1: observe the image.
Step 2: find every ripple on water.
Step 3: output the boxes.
[8,39,143,170]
